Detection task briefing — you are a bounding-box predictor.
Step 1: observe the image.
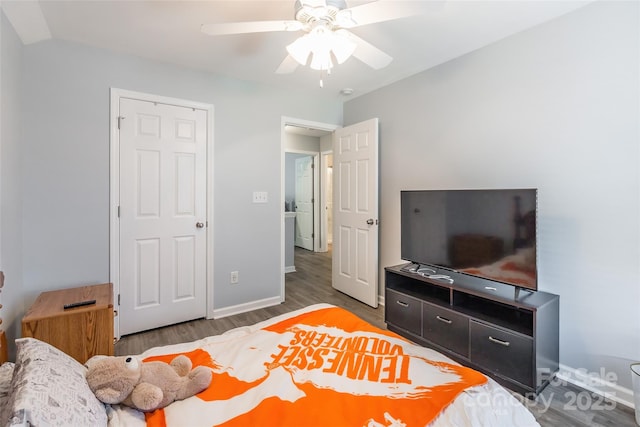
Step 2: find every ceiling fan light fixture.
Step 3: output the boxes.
[286,35,312,65]
[287,25,356,71]
[309,46,333,71]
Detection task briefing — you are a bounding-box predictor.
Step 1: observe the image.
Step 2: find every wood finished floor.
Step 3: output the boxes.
[115,247,636,427]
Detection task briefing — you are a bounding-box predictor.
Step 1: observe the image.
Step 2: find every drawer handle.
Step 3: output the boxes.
[436,315,452,324]
[396,300,409,307]
[488,336,511,347]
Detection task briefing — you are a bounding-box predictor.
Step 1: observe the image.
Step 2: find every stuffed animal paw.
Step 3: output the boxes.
[86,354,212,412]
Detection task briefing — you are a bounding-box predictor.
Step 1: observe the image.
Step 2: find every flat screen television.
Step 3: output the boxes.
[400,189,538,291]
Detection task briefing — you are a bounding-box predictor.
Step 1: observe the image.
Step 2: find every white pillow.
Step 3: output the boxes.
[2,338,108,426]
[0,362,15,419]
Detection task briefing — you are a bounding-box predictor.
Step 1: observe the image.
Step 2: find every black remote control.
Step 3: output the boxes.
[63,299,96,310]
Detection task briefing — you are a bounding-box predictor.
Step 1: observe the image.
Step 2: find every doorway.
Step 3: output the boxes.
[280,117,338,301]
[280,117,380,308]
[286,152,333,252]
[287,153,315,251]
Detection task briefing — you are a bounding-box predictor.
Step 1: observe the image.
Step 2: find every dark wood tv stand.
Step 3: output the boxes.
[384,264,559,396]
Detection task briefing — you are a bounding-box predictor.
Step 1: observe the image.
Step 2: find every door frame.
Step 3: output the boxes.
[109,88,215,338]
[280,116,339,302]
[319,150,333,253]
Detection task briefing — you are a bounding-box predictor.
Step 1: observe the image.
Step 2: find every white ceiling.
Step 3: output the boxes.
[3,0,591,100]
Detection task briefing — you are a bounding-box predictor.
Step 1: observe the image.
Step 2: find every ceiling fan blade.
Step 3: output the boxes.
[201,20,303,36]
[275,55,300,74]
[339,0,441,28]
[346,32,392,70]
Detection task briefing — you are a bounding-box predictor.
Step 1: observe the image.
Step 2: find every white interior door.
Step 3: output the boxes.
[294,156,314,251]
[332,118,379,307]
[118,98,207,335]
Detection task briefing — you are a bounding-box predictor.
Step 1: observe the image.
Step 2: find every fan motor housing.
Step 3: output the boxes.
[294,0,347,24]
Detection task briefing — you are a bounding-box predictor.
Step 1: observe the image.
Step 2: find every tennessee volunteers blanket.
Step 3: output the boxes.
[142,305,486,427]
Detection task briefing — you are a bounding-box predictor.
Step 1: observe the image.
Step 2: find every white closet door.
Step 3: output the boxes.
[119,98,207,335]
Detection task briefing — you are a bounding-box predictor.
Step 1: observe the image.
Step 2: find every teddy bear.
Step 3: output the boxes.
[85,354,212,412]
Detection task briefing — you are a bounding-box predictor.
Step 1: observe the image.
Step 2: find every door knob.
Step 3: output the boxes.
[196,222,205,228]
[366,218,374,225]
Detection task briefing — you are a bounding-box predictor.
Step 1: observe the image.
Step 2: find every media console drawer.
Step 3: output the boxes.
[385,289,421,336]
[422,302,469,357]
[470,321,533,387]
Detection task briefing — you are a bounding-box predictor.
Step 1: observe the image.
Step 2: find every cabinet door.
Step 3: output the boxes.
[385,289,421,336]
[423,302,469,358]
[470,321,533,387]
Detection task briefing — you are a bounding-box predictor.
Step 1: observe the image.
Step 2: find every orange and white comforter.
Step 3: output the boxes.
[108,304,539,427]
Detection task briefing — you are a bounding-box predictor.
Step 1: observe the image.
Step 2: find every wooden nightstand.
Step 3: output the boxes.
[22,283,114,364]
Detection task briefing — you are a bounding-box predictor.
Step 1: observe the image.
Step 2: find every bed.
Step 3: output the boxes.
[0,304,540,427]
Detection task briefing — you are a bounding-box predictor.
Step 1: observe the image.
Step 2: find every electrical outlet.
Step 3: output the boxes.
[230,271,239,284]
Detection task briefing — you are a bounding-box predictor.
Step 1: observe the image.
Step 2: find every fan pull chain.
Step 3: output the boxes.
[319,67,331,88]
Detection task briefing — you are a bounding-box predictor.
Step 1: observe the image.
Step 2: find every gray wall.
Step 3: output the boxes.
[0,11,26,358]
[344,1,639,392]
[1,20,342,355]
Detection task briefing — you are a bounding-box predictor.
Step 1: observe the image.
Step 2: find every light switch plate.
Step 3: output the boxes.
[253,191,268,203]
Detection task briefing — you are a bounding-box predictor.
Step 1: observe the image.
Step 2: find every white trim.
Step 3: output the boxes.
[556,364,635,409]
[109,89,121,338]
[211,296,282,319]
[109,88,215,338]
[284,266,297,274]
[282,116,340,134]
[319,150,333,252]
[205,101,216,320]
[280,117,340,303]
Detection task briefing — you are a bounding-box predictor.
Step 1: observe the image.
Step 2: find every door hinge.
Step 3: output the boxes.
[117,294,120,305]
[117,116,125,129]
[117,206,120,218]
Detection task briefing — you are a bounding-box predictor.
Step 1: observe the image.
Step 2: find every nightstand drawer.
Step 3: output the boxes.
[423,302,469,357]
[385,289,422,336]
[470,321,533,387]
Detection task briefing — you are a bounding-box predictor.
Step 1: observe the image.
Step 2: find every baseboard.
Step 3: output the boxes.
[556,363,635,409]
[284,266,296,273]
[212,294,385,321]
[210,296,282,320]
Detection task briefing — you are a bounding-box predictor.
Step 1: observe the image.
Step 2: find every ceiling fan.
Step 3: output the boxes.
[201,0,431,76]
